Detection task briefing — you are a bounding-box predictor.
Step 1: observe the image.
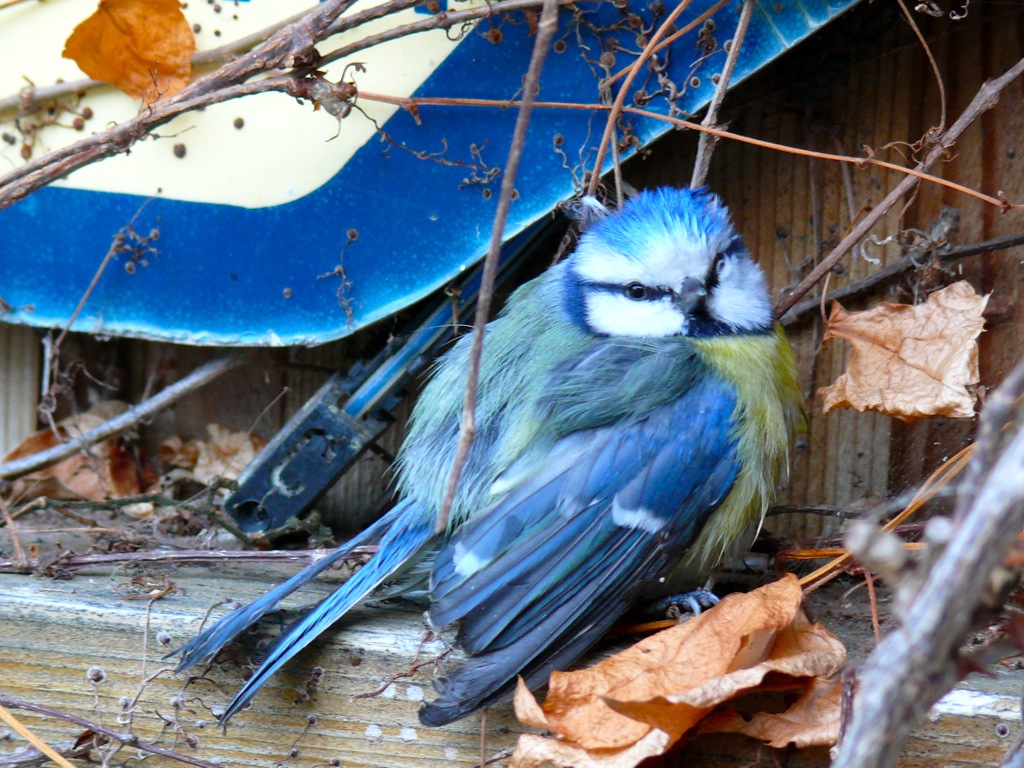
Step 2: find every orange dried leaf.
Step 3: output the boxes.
[63,0,195,106]
[817,281,988,421]
[510,575,846,768]
[158,425,263,484]
[511,727,672,768]
[3,401,140,502]
[698,675,842,748]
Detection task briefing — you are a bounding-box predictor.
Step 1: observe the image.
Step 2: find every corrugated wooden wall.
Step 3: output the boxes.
[0,324,39,457]
[3,1,1023,548]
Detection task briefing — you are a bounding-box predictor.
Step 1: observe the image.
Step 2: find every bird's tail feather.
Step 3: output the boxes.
[418,596,630,727]
[168,502,410,673]
[217,502,435,723]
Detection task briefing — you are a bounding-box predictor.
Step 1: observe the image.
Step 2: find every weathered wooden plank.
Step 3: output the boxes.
[0,567,521,768]
[1,567,1020,768]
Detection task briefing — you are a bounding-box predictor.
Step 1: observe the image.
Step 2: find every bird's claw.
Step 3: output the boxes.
[648,588,720,620]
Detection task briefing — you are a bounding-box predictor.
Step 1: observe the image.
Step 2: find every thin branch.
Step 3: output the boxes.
[0,546,375,576]
[799,443,974,592]
[782,229,1024,325]
[0,0,570,212]
[0,695,220,768]
[622,105,1019,211]
[832,357,1024,768]
[774,56,1024,318]
[897,0,946,136]
[319,0,567,66]
[435,0,562,534]
[603,0,732,87]
[586,0,696,196]
[0,353,252,481]
[0,702,77,768]
[0,498,25,570]
[690,0,755,188]
[354,92,1023,211]
[43,201,154,404]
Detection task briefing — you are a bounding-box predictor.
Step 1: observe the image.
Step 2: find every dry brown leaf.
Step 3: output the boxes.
[63,0,195,106]
[159,424,263,484]
[511,575,846,768]
[511,725,672,768]
[3,401,140,502]
[817,281,988,421]
[698,675,842,749]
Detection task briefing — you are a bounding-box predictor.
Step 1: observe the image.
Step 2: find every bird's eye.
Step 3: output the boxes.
[713,252,728,274]
[625,282,648,300]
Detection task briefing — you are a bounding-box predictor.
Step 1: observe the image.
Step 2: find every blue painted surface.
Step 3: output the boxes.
[0,0,860,346]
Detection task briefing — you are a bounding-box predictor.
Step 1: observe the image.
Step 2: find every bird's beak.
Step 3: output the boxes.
[673,277,707,313]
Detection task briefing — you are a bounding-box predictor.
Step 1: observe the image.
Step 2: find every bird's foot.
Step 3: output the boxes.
[648,588,720,620]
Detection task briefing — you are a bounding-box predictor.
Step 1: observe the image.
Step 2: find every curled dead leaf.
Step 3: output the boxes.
[3,401,140,502]
[698,675,843,749]
[159,424,264,484]
[817,281,988,421]
[511,575,846,768]
[63,0,195,106]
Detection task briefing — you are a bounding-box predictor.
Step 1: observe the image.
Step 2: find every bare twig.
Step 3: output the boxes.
[782,229,1024,325]
[897,0,946,137]
[43,201,154,401]
[832,357,1024,768]
[0,695,220,768]
[586,0,696,196]
[355,92,1023,212]
[0,0,570,211]
[0,497,25,569]
[0,546,374,576]
[319,0,567,66]
[0,6,323,117]
[0,353,252,481]
[799,444,973,592]
[775,56,1024,318]
[0,702,77,768]
[689,0,755,188]
[603,0,732,87]
[435,0,561,534]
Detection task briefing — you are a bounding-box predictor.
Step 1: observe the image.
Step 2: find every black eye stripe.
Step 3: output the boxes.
[705,252,727,291]
[587,281,671,300]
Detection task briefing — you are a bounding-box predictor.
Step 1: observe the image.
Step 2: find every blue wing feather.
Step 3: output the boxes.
[168,499,436,724]
[168,501,411,672]
[215,500,436,722]
[422,375,742,724]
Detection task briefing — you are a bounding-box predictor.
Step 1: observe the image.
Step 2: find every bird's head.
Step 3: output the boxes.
[563,187,774,338]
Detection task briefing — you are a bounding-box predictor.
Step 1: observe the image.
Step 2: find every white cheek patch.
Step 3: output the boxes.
[708,259,773,331]
[585,292,685,338]
[611,500,666,533]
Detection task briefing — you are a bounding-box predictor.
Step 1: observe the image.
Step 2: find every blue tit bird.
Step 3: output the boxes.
[170,186,802,727]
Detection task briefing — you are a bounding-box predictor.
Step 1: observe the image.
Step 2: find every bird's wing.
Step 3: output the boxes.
[421,375,741,724]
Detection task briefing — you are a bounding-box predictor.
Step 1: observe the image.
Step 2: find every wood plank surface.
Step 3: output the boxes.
[0,566,522,768]
[1,566,1020,768]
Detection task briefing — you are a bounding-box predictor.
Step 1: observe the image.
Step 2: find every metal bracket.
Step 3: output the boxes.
[225,221,555,533]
